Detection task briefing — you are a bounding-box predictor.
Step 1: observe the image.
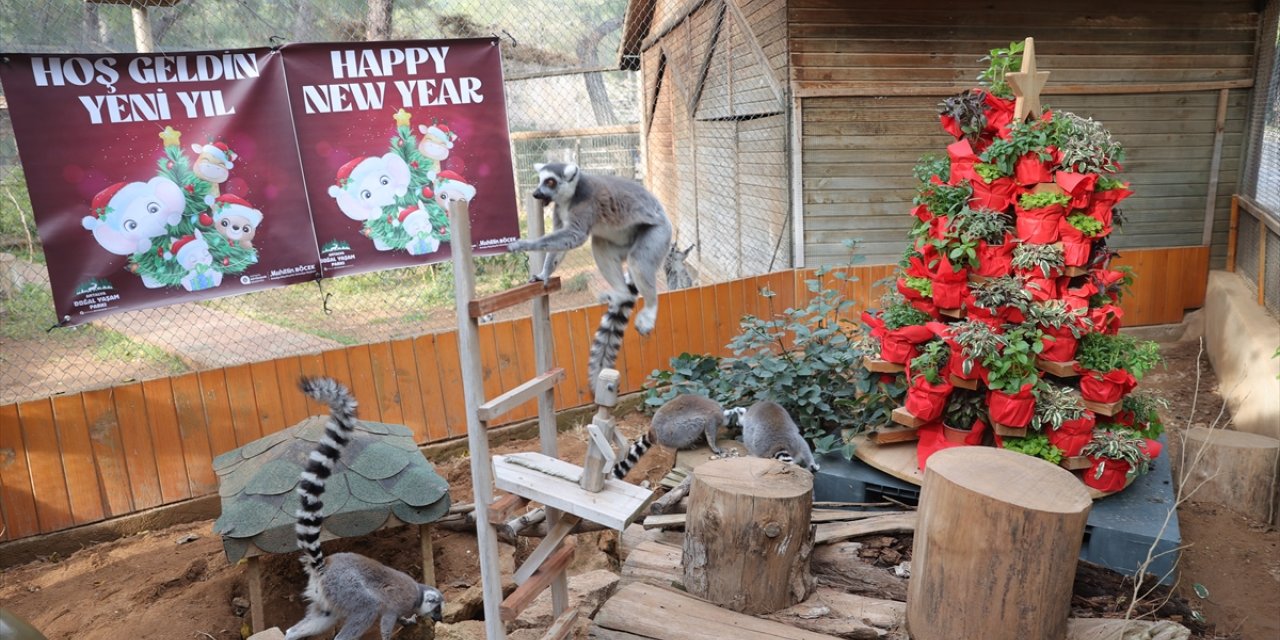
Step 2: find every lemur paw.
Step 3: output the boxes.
[635,308,657,336]
[527,274,545,284]
[507,240,530,252]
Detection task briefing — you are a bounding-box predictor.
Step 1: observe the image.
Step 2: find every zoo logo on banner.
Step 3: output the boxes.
[0,37,518,325]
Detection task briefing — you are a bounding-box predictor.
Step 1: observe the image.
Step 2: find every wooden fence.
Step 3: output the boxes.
[0,247,1208,543]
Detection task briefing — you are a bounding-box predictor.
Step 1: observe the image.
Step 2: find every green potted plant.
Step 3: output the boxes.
[1114,391,1168,440]
[1011,242,1066,302]
[1024,299,1089,363]
[944,318,1003,383]
[1058,212,1104,266]
[981,324,1043,428]
[942,387,987,443]
[1080,428,1160,493]
[1088,175,1132,230]
[950,206,1014,278]
[1029,380,1088,432]
[1014,191,1071,244]
[863,295,935,365]
[1074,332,1163,405]
[980,116,1060,187]
[967,274,1032,325]
[906,339,953,422]
[1002,432,1065,465]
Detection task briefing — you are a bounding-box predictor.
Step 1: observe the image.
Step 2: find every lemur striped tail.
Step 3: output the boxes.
[294,376,359,578]
[587,282,640,393]
[612,433,652,479]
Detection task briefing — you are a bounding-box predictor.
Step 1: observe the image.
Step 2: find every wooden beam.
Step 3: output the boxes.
[1202,88,1231,245]
[420,524,436,587]
[500,538,577,622]
[686,1,727,118]
[1260,230,1268,308]
[790,93,805,268]
[509,124,640,141]
[594,582,843,639]
[514,514,581,585]
[723,0,786,108]
[814,512,918,545]
[540,609,580,640]
[477,368,566,423]
[792,78,1254,98]
[890,407,927,428]
[1227,195,1240,272]
[1237,194,1280,236]
[487,493,529,525]
[641,0,713,51]
[247,556,265,633]
[469,277,562,318]
[869,424,920,444]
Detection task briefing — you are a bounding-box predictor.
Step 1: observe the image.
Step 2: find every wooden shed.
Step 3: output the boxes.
[622,0,1278,273]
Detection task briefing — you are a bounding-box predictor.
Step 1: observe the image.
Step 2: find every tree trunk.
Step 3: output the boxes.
[366,0,394,41]
[81,3,102,49]
[907,447,1092,640]
[577,18,622,126]
[682,457,814,615]
[1181,426,1280,524]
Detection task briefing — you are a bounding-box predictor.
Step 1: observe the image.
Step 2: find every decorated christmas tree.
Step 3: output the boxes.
[859,39,1166,496]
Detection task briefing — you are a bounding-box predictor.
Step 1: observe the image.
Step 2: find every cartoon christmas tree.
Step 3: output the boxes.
[860,39,1166,496]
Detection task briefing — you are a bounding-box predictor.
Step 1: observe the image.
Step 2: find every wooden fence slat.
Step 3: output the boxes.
[297,353,329,417]
[367,341,405,426]
[197,370,239,459]
[651,291,677,375]
[17,399,75,532]
[492,319,531,424]
[390,338,429,442]
[510,317,542,422]
[140,378,192,503]
[565,308,597,405]
[549,311,580,410]
[685,285,708,358]
[430,332,469,439]
[662,289,690,358]
[49,395,106,525]
[80,388,134,517]
[169,373,218,495]
[111,383,163,510]
[617,303,645,394]
[321,347,353,387]
[273,356,311,426]
[221,365,263,448]
[411,335,453,442]
[0,403,40,539]
[249,360,288,436]
[343,344,382,423]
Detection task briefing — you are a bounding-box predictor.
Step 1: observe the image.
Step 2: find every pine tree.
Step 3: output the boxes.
[363,115,453,252]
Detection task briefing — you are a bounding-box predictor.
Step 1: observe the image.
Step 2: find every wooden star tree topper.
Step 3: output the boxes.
[1005,37,1050,122]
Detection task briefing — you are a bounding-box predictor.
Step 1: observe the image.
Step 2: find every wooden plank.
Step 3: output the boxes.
[321,347,353,390]
[410,335,451,441]
[644,509,909,530]
[501,538,578,622]
[491,319,531,424]
[345,344,382,423]
[49,395,107,525]
[15,399,74,532]
[487,492,529,525]
[814,512,918,545]
[869,424,921,444]
[565,308,598,405]
[389,338,429,442]
[1060,456,1092,471]
[493,453,653,530]
[949,375,979,390]
[1259,230,1267,307]
[1203,88,1230,245]
[169,373,218,495]
[296,353,328,416]
[993,423,1028,438]
[863,358,904,373]
[273,356,310,426]
[0,402,40,539]
[478,369,567,423]
[140,378,192,503]
[541,609,580,640]
[429,332,468,439]
[792,79,1253,98]
[222,364,262,448]
[511,316,543,423]
[366,341,404,426]
[197,369,239,459]
[1227,195,1240,272]
[890,407,926,428]
[595,582,842,639]
[80,388,134,516]
[111,383,163,510]
[470,278,562,318]
[549,312,579,409]
[1083,399,1123,417]
[515,514,582,585]
[725,0,786,107]
[1036,359,1080,378]
[249,360,287,436]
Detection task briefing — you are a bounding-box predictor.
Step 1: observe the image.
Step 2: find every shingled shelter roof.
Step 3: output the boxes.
[212,416,451,563]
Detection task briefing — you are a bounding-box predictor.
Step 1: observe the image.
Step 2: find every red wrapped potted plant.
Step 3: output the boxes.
[1014,191,1070,243]
[1074,332,1163,405]
[1054,171,1098,211]
[1080,428,1158,493]
[950,207,1014,278]
[948,139,981,186]
[905,339,953,422]
[1025,299,1089,363]
[941,387,988,444]
[1011,242,1066,302]
[966,274,1031,326]
[980,325,1042,428]
[1088,176,1132,228]
[875,301,936,365]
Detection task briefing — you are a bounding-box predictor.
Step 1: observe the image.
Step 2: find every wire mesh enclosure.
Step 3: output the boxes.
[0,0,756,404]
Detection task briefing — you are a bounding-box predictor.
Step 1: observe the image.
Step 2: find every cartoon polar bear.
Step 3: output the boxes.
[82,177,185,256]
[327,153,411,222]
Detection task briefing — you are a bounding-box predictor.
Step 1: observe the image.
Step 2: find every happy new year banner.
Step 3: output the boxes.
[0,48,323,325]
[282,38,518,276]
[0,37,519,325]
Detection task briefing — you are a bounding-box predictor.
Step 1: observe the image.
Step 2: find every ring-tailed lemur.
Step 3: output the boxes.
[741,400,820,473]
[586,279,640,390]
[285,377,444,640]
[663,243,697,290]
[507,163,673,337]
[613,394,743,479]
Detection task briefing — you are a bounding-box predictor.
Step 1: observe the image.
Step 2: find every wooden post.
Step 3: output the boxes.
[1202,88,1230,246]
[682,457,815,615]
[130,6,154,53]
[1181,427,1280,524]
[448,199,507,640]
[907,447,1092,640]
[419,524,435,586]
[580,369,621,493]
[247,556,265,633]
[526,192,570,614]
[1227,195,1240,272]
[1259,229,1268,307]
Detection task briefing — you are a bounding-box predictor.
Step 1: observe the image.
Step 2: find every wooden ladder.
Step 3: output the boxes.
[446,197,653,640]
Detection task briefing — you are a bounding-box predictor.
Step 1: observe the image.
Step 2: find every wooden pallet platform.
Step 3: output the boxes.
[870,424,922,444]
[949,374,979,390]
[1083,398,1123,417]
[493,452,654,531]
[1060,456,1092,471]
[890,406,928,428]
[1036,358,1080,378]
[862,357,905,373]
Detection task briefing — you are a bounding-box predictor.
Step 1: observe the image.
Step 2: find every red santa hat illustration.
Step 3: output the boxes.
[192,141,237,168]
[91,182,128,218]
[205,193,264,227]
[165,234,196,260]
[394,204,419,226]
[335,156,369,189]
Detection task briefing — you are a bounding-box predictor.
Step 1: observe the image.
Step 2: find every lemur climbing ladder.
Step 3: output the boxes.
[446,197,654,640]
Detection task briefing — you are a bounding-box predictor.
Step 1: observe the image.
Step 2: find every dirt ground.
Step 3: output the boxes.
[1,337,1277,639]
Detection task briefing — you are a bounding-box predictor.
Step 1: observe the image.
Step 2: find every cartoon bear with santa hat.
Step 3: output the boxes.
[429,170,477,212]
[82,177,185,256]
[205,193,263,251]
[327,153,411,222]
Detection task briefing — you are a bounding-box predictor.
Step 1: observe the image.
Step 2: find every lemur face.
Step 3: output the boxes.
[531,162,579,202]
[418,586,444,622]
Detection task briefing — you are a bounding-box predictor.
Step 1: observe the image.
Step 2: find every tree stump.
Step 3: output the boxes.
[1181,427,1280,524]
[907,447,1092,640]
[682,457,815,615]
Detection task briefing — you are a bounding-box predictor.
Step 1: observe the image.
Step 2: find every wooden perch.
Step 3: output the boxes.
[814,512,917,544]
[592,583,844,640]
[644,509,913,531]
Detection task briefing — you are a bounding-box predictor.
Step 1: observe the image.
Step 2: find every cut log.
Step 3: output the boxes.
[814,512,917,544]
[682,457,816,615]
[1181,427,1280,523]
[765,588,907,639]
[593,582,843,640]
[648,475,692,514]
[1066,618,1190,640]
[907,447,1092,640]
[812,542,909,601]
[620,539,683,589]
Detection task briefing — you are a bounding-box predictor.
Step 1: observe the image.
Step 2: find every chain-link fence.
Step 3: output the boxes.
[0,0,763,405]
[1238,0,1280,316]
